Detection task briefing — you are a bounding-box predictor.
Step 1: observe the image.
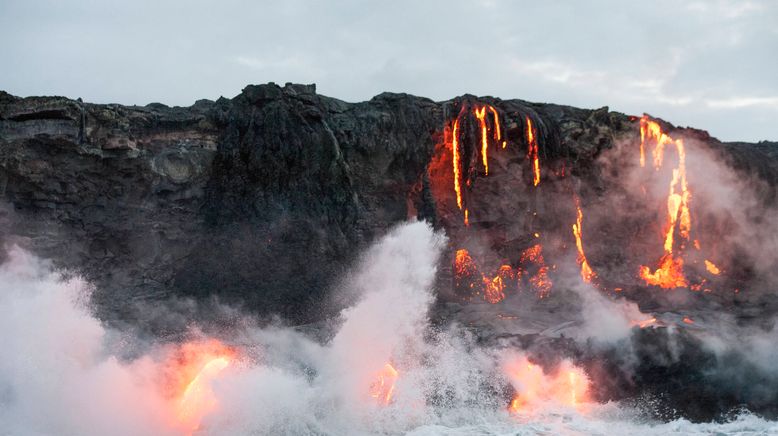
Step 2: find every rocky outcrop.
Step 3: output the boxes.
[1,84,776,330]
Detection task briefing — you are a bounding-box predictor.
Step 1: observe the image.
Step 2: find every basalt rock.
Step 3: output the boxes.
[1,83,776,331]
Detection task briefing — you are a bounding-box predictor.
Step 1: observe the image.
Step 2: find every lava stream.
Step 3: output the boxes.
[451,119,463,210]
[475,106,489,175]
[369,363,399,405]
[638,116,693,289]
[526,117,541,186]
[572,198,596,283]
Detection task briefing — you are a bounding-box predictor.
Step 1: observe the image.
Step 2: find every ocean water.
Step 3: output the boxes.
[1,222,777,435]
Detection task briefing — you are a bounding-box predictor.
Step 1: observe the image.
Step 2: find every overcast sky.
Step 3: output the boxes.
[1,0,776,142]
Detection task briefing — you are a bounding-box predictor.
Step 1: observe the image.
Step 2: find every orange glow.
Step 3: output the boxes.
[464,208,470,226]
[705,260,721,275]
[520,244,552,298]
[683,317,695,324]
[454,249,478,279]
[170,340,235,432]
[489,105,501,141]
[475,106,489,175]
[639,254,687,288]
[454,249,517,304]
[483,265,514,304]
[451,119,463,210]
[572,198,596,283]
[526,117,541,186]
[369,363,399,405]
[505,357,589,414]
[638,116,693,289]
[484,274,505,304]
[633,317,657,329]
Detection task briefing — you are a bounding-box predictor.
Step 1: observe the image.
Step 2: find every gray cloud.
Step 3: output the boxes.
[0,0,775,141]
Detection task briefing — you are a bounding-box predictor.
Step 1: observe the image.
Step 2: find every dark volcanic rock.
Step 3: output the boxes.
[2,83,778,422]
[0,82,776,328]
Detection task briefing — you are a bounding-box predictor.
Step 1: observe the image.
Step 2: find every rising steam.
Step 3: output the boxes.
[2,218,778,435]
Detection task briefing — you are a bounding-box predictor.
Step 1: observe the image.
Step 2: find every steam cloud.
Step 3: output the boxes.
[2,218,778,434]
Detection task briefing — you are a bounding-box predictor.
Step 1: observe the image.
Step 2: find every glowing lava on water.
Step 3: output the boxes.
[638,116,692,289]
[526,117,541,187]
[168,340,236,433]
[572,198,596,283]
[369,363,399,405]
[505,356,589,414]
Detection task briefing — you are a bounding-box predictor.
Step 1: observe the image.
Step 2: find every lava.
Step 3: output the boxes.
[526,116,541,186]
[483,264,514,304]
[169,340,236,432]
[488,105,502,142]
[572,198,596,283]
[520,244,552,298]
[451,119,463,210]
[640,254,687,288]
[705,260,721,275]
[369,363,399,405]
[505,357,589,414]
[475,106,489,175]
[638,116,693,289]
[633,317,658,328]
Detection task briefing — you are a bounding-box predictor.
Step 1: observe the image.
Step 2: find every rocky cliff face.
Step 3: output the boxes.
[1,83,777,330]
[3,83,778,421]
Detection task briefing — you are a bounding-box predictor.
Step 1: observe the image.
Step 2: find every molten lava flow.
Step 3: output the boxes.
[171,340,236,432]
[451,119,463,210]
[474,106,489,175]
[455,249,476,278]
[572,198,596,283]
[639,254,687,288]
[505,357,589,414]
[454,249,517,304]
[683,317,695,324]
[489,105,501,141]
[483,264,514,304]
[520,244,552,298]
[638,116,693,289]
[633,317,657,328]
[464,209,470,226]
[705,260,721,275]
[526,116,541,186]
[369,363,399,405]
[484,275,505,304]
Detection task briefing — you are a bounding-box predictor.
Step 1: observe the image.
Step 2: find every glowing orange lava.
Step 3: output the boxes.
[483,264,514,304]
[489,105,501,141]
[369,363,399,405]
[705,260,721,275]
[451,119,463,210]
[475,106,489,175]
[170,340,236,432]
[638,116,692,289]
[683,317,695,324]
[572,198,596,283]
[505,357,589,414]
[526,117,541,186]
[520,244,552,298]
[633,317,657,328]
